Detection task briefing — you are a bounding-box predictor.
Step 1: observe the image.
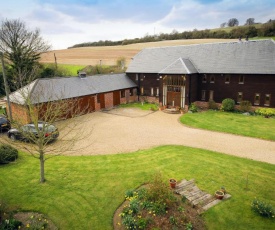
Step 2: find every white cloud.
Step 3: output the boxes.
[0,0,274,49]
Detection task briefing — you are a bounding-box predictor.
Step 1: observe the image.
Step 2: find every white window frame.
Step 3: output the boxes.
[150,87,154,96]
[156,87,159,96]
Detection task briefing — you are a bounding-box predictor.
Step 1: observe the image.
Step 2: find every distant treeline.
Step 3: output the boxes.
[68,20,275,49]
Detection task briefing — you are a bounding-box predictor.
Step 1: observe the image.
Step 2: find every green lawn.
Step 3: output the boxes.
[57,64,86,76]
[119,102,158,110]
[43,63,86,76]
[180,110,275,141]
[0,146,274,229]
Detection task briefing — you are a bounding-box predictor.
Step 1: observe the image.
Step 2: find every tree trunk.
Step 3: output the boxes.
[39,151,45,183]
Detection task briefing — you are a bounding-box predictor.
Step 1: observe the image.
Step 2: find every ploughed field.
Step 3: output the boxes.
[40,39,233,66]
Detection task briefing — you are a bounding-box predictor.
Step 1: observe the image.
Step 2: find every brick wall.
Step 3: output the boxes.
[139,96,159,104]
[7,103,31,124]
[7,88,139,123]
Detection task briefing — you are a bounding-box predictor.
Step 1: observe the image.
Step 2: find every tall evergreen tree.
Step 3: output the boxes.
[0,19,51,89]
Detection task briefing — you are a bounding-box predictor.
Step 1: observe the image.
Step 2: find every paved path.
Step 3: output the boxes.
[55,108,275,164]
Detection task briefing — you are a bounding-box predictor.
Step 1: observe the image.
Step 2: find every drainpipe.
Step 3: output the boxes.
[138,73,140,101]
[188,75,192,106]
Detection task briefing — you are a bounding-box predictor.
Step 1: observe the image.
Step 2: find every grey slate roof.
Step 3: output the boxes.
[159,58,198,74]
[9,73,137,105]
[126,39,275,74]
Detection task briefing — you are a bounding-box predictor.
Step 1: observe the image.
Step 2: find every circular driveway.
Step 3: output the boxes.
[56,108,275,164]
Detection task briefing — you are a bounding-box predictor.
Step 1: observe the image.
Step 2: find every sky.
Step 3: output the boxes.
[0,0,274,50]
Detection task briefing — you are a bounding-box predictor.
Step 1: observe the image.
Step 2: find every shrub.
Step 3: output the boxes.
[221,98,235,111]
[0,218,22,229]
[146,172,176,205]
[189,103,198,113]
[208,99,218,110]
[239,100,252,112]
[251,198,275,218]
[119,173,187,229]
[0,144,18,164]
[255,108,275,118]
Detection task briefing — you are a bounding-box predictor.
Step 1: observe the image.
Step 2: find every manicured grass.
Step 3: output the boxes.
[58,64,86,76]
[180,110,275,141]
[119,102,158,110]
[0,146,274,229]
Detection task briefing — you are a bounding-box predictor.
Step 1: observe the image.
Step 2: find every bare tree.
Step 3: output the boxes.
[0,19,51,89]
[227,18,239,27]
[245,18,255,25]
[7,81,93,183]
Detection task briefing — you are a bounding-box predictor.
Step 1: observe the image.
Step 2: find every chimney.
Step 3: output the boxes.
[78,71,87,78]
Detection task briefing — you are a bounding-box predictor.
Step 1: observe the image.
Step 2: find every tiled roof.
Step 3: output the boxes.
[9,73,137,104]
[159,58,198,74]
[126,39,275,74]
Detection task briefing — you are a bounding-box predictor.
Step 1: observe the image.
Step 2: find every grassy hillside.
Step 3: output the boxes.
[40,39,233,66]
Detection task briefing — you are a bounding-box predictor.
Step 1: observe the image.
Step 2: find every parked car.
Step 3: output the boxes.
[0,115,11,132]
[7,122,59,142]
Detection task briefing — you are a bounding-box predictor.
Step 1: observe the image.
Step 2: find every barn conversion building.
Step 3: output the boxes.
[5,39,275,123]
[8,73,137,123]
[126,39,275,109]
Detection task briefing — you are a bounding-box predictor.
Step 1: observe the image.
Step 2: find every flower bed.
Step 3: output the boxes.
[113,174,205,230]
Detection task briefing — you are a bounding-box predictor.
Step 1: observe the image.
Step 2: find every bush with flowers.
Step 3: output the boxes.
[117,173,204,230]
[0,200,55,230]
[251,198,275,219]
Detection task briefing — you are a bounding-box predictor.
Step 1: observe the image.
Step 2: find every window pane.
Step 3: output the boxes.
[210,75,215,83]
[237,92,243,103]
[254,93,260,105]
[201,90,206,100]
[265,94,271,106]
[225,75,230,83]
[239,75,244,84]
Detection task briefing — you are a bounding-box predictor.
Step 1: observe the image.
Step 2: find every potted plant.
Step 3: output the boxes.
[220,186,226,194]
[215,190,224,200]
[169,179,177,188]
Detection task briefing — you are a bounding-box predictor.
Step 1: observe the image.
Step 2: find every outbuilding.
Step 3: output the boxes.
[7,73,137,123]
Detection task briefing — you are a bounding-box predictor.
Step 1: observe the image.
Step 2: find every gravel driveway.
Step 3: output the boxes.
[55,108,275,164]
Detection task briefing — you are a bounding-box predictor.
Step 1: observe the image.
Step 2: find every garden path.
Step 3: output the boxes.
[54,108,275,164]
